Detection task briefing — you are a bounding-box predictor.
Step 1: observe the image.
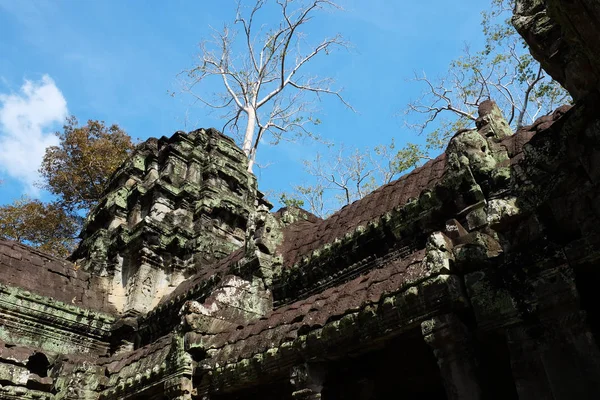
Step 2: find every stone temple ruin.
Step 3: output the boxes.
[2,1,600,399]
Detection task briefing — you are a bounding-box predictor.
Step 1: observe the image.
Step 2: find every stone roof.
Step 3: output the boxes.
[146,152,449,337]
[500,104,572,165]
[148,104,573,336]
[0,239,116,314]
[102,334,173,376]
[183,105,575,374]
[279,154,447,268]
[201,249,427,366]
[2,0,599,395]
[159,248,246,307]
[0,98,579,399]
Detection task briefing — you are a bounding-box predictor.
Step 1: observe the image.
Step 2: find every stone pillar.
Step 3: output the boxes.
[164,375,194,400]
[110,314,139,355]
[506,324,555,400]
[421,313,483,400]
[290,363,325,400]
[507,311,600,400]
[356,378,377,400]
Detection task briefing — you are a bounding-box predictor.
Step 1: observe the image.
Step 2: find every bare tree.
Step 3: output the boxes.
[282,142,426,217]
[181,0,353,172]
[283,182,327,217]
[405,0,570,150]
[282,0,570,217]
[306,149,373,206]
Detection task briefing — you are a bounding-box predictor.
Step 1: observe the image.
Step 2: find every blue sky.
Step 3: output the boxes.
[0,0,487,209]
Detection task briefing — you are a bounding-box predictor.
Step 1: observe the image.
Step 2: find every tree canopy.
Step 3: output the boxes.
[281,140,426,217]
[0,117,135,257]
[406,0,570,150]
[0,198,80,258]
[40,116,135,211]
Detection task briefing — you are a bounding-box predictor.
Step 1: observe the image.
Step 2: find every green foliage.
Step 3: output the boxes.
[0,117,135,258]
[279,193,305,208]
[0,197,81,258]
[283,181,327,217]
[425,118,472,151]
[406,0,570,143]
[285,0,571,217]
[40,116,136,211]
[386,141,427,173]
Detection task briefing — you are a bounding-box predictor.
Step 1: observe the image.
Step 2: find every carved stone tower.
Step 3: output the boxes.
[71,128,268,314]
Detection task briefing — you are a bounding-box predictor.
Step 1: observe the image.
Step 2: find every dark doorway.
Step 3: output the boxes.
[26,352,49,378]
[322,332,447,400]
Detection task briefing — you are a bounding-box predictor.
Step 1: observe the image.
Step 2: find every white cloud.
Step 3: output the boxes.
[0,75,68,194]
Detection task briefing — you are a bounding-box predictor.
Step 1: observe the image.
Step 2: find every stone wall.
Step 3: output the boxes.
[513,0,600,100]
[3,0,600,398]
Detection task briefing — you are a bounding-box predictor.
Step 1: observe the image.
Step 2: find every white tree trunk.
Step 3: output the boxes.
[242,108,256,158]
[247,149,256,173]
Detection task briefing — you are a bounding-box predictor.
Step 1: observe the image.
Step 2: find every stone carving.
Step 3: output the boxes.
[179,275,272,335]
[69,129,266,314]
[2,2,600,398]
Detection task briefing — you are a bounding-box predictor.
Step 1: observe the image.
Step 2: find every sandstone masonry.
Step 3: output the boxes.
[1,1,600,399]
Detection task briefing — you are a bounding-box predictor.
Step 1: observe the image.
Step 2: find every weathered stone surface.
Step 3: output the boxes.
[513,0,600,100]
[2,100,598,398]
[4,2,600,397]
[422,313,484,400]
[70,128,267,314]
